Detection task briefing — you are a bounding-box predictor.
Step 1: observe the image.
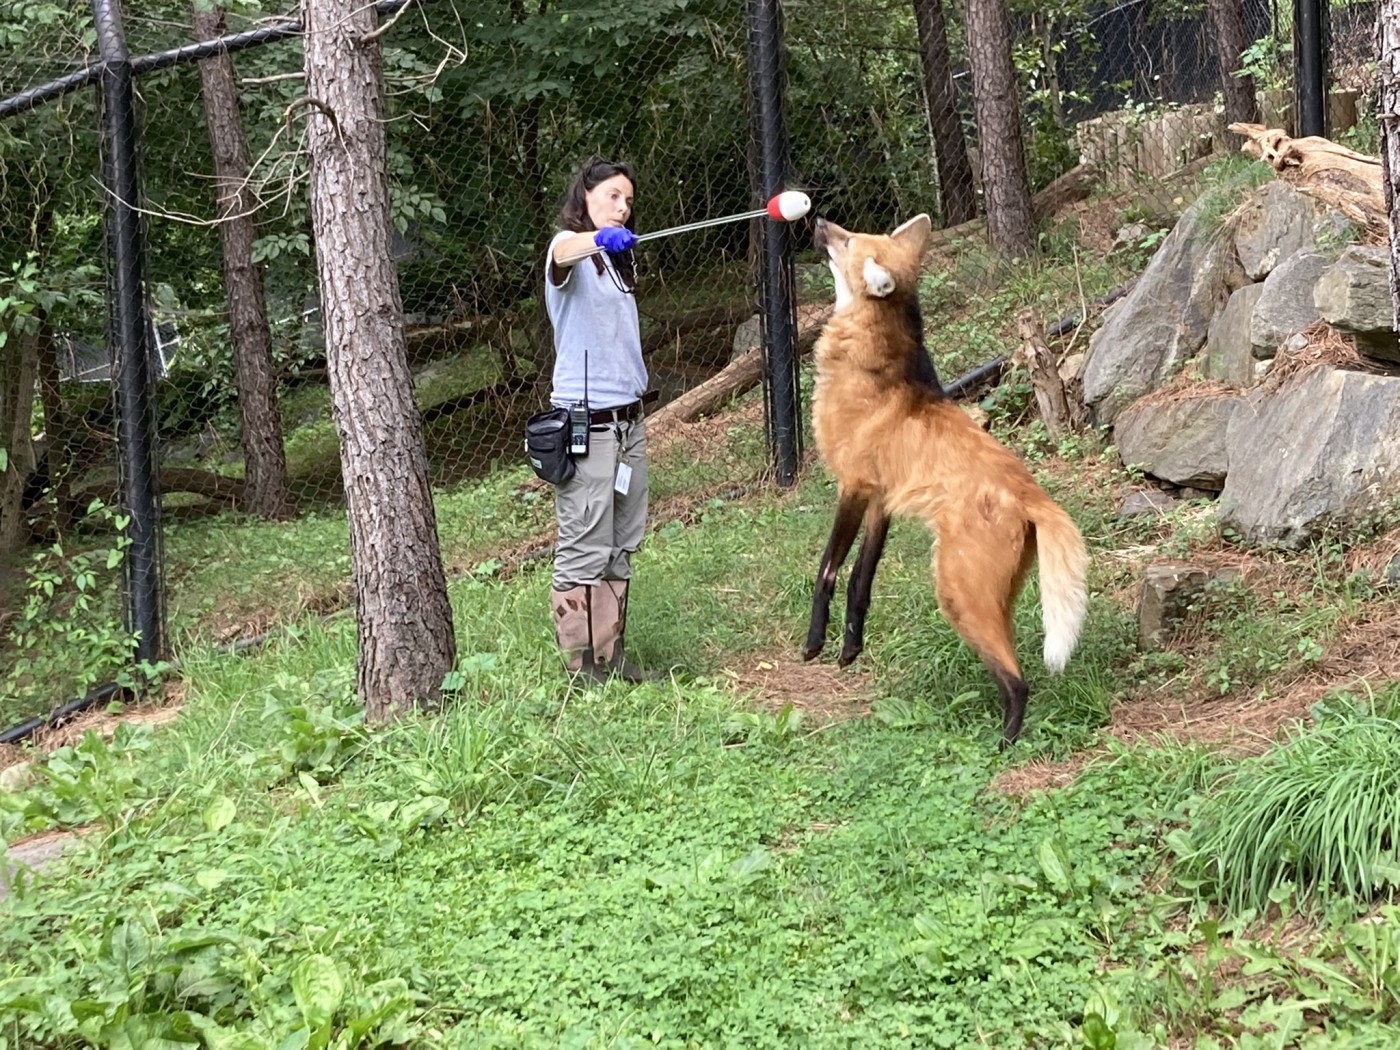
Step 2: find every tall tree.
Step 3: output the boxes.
[965,0,1034,257]
[302,0,456,720]
[191,4,292,521]
[1381,0,1400,329]
[912,0,976,226]
[0,302,38,558]
[1208,0,1261,126]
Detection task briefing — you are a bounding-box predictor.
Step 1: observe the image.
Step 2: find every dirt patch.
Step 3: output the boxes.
[1053,188,1145,255]
[990,752,1098,797]
[993,603,1400,796]
[720,651,874,722]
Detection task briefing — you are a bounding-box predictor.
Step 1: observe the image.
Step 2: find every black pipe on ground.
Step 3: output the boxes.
[0,684,131,747]
[942,279,1136,400]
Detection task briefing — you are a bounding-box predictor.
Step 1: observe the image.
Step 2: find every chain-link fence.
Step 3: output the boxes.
[0,0,1379,724]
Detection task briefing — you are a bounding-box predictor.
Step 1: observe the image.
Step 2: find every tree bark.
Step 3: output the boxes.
[192,4,292,522]
[303,0,455,721]
[912,0,976,226]
[1208,0,1261,126]
[965,0,1035,257]
[0,327,38,556]
[1380,0,1400,328]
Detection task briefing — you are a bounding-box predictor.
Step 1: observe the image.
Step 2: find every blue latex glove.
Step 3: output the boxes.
[593,226,637,254]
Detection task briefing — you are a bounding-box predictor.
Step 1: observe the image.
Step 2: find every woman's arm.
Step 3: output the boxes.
[551,232,600,270]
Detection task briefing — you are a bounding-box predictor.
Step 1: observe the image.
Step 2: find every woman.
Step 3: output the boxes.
[544,155,656,683]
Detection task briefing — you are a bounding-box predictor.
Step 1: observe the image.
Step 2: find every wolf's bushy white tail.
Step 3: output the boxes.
[1034,502,1090,672]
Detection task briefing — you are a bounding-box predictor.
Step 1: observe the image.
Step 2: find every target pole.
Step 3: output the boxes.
[556,191,811,265]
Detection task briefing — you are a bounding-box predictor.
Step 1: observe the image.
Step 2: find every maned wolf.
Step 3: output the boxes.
[804,213,1089,747]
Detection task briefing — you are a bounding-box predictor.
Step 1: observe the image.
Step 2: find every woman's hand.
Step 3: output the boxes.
[593,226,637,254]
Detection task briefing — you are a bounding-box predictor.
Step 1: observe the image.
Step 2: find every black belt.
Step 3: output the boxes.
[588,401,643,426]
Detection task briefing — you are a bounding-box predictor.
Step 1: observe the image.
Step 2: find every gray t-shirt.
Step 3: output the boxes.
[545,230,647,409]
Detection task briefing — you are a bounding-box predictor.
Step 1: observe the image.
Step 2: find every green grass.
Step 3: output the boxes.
[6,437,1400,1045]
[1181,687,1400,915]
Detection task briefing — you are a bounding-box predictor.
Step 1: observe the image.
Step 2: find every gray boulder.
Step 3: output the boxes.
[1250,251,1332,359]
[1219,366,1400,547]
[732,314,761,360]
[1314,246,1400,363]
[1202,284,1265,386]
[1114,391,1241,490]
[1234,181,1318,280]
[1082,196,1238,424]
[1118,489,1178,520]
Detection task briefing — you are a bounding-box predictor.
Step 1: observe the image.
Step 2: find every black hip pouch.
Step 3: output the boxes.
[524,407,576,486]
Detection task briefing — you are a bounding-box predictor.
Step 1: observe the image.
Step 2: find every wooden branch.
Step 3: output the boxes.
[1029,161,1100,224]
[361,0,415,43]
[1227,122,1387,243]
[647,347,766,429]
[1012,308,1079,438]
[640,302,754,356]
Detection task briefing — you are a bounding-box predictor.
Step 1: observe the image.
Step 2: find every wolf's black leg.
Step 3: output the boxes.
[803,492,867,661]
[989,666,1030,750]
[838,508,890,667]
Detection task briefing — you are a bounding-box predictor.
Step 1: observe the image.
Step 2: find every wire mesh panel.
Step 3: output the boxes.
[0,0,1381,719]
[775,0,1362,385]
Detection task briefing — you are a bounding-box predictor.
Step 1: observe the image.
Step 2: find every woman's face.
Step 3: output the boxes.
[585,173,634,230]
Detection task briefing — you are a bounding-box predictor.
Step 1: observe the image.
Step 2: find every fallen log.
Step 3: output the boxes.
[419,376,533,425]
[640,302,754,356]
[72,467,245,509]
[1227,122,1387,244]
[646,303,832,431]
[924,161,1100,250]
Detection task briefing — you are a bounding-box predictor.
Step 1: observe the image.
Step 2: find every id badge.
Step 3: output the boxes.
[614,462,633,496]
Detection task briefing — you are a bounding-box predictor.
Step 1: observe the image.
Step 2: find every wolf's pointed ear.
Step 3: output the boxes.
[890,213,932,249]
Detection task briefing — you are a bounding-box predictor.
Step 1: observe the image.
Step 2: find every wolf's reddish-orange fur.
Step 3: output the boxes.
[808,214,1089,744]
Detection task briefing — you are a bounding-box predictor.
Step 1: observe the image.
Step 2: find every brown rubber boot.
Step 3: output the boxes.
[551,585,608,684]
[597,579,661,683]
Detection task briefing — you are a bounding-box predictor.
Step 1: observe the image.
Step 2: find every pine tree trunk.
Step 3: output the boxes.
[1381,0,1400,329]
[0,327,38,556]
[192,4,292,521]
[302,0,455,721]
[965,0,1034,257]
[1209,0,1261,126]
[912,0,976,226]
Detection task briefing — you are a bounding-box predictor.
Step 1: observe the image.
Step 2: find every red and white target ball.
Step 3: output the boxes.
[766,190,812,222]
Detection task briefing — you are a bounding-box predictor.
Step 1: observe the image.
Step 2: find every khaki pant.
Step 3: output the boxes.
[553,418,648,587]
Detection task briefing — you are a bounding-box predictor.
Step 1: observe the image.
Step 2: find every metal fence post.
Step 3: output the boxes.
[93,0,164,665]
[1293,0,1329,136]
[746,0,802,487]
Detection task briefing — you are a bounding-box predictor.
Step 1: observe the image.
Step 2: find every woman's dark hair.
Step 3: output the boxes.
[559,155,636,289]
